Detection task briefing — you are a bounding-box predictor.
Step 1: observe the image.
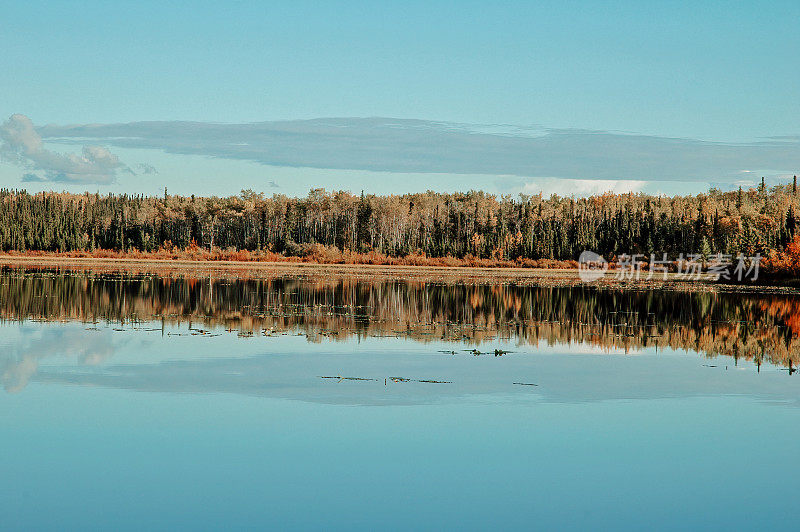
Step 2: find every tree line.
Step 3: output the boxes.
[0,178,798,260]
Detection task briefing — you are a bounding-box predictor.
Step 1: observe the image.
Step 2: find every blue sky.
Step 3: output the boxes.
[1,1,799,196]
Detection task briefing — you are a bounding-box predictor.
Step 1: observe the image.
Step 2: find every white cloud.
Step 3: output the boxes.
[522,178,646,197]
[1,327,116,393]
[0,114,126,183]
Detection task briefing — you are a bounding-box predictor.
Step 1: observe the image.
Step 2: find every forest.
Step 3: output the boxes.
[1,177,798,268]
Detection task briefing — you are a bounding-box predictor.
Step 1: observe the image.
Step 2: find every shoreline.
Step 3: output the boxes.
[0,253,743,291]
[4,255,793,293]
[4,254,794,294]
[0,253,596,279]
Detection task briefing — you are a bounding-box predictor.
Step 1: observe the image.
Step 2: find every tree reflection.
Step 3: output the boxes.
[1,267,799,370]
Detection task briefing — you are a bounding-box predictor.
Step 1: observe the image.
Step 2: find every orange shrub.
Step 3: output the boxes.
[763,235,800,278]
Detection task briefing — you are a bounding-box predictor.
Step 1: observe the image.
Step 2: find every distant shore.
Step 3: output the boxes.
[0,253,731,288]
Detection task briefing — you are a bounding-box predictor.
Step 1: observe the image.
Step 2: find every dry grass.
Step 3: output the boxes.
[1,245,581,270]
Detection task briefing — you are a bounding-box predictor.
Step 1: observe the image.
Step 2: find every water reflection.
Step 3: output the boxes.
[1,327,117,392]
[4,322,798,404]
[2,267,799,366]
[4,268,799,531]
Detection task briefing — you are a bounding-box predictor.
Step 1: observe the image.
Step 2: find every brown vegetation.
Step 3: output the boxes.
[762,235,800,280]
[0,244,580,269]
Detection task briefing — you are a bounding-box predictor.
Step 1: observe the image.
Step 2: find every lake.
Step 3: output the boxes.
[1,266,799,530]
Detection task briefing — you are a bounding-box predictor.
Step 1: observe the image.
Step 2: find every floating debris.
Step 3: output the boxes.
[318,375,380,382]
[389,376,451,384]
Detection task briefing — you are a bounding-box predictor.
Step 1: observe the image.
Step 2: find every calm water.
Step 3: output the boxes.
[1,268,799,530]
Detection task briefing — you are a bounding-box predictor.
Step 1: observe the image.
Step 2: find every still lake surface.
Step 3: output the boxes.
[2,267,799,530]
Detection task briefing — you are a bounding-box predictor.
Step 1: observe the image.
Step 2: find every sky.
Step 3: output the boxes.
[1,0,799,197]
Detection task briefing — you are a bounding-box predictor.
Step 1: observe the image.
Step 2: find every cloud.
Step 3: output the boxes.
[522,178,646,197]
[0,114,126,183]
[136,162,158,175]
[37,117,800,184]
[28,340,800,406]
[1,327,116,393]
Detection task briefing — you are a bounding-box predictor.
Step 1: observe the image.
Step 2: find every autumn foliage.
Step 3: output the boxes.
[2,245,579,269]
[761,235,800,281]
[1,181,798,273]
